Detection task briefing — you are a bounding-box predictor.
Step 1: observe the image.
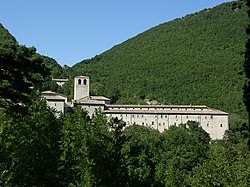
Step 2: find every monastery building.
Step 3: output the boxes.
[42,76,229,140]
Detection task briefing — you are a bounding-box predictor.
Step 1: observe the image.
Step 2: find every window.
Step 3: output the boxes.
[55,103,57,106]
[83,79,87,85]
[207,124,209,127]
[220,124,223,127]
[159,123,161,126]
[142,122,144,125]
[163,123,165,126]
[186,116,188,119]
[211,115,213,119]
[152,122,154,125]
[78,79,81,85]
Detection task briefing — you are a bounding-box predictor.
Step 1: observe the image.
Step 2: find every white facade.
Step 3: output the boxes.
[74,76,89,100]
[43,76,229,140]
[41,91,68,117]
[103,105,229,140]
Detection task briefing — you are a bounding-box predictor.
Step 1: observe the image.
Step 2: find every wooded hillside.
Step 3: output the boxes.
[69,1,248,122]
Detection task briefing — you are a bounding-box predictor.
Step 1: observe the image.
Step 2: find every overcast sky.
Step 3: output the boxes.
[0,0,232,66]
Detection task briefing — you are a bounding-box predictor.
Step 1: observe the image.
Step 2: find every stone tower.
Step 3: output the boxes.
[74,76,89,100]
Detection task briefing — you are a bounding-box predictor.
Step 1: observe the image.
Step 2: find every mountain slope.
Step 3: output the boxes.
[0,23,17,44]
[71,1,248,117]
[70,1,248,120]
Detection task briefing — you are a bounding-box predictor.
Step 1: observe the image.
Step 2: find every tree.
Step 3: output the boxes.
[0,42,50,113]
[123,125,161,186]
[87,116,129,187]
[244,0,250,150]
[59,107,93,187]
[0,96,62,186]
[190,142,250,187]
[155,122,210,186]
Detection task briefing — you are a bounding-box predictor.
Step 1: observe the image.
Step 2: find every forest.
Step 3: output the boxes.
[66,0,249,124]
[1,0,250,186]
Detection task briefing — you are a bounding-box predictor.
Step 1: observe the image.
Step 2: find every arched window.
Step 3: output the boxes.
[83,79,87,85]
[78,79,81,85]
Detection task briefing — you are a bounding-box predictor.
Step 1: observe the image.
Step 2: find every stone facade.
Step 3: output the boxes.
[41,90,69,117]
[103,105,228,140]
[74,76,90,100]
[42,76,229,140]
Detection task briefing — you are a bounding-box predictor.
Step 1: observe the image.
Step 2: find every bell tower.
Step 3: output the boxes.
[74,76,89,100]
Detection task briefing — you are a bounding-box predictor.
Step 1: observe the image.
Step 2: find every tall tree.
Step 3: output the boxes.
[0,42,50,113]
[0,97,62,186]
[190,142,250,187]
[155,122,210,186]
[59,107,93,187]
[243,0,250,150]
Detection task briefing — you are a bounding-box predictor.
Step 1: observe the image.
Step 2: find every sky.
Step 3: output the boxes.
[0,0,232,67]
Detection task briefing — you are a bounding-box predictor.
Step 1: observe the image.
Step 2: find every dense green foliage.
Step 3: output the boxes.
[243,0,250,149]
[69,1,248,122]
[1,1,250,186]
[0,23,68,96]
[0,24,16,44]
[3,105,250,186]
[0,42,51,113]
[0,39,249,185]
